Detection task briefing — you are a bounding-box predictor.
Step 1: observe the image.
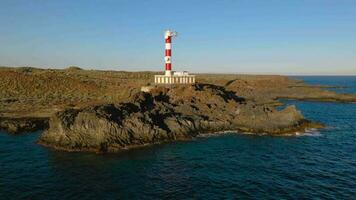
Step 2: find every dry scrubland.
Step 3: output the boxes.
[0,66,156,118]
[0,66,355,119]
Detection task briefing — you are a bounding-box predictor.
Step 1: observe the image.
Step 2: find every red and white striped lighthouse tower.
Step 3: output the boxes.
[164,30,177,76]
[153,30,195,85]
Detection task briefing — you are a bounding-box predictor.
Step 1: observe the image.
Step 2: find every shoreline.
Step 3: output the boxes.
[37,120,324,154]
[37,84,327,153]
[0,67,355,153]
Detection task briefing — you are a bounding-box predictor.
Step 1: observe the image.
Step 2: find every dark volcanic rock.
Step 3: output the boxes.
[0,117,48,134]
[38,84,321,152]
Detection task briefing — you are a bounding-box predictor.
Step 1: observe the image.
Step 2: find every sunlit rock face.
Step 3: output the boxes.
[38,84,320,153]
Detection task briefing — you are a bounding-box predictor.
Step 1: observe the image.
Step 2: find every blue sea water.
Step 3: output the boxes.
[291,75,356,94]
[0,76,355,199]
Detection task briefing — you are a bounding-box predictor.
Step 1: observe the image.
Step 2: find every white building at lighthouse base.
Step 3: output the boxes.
[154,71,195,84]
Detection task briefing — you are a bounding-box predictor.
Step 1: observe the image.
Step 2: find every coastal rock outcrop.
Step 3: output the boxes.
[38,84,321,152]
[0,117,48,134]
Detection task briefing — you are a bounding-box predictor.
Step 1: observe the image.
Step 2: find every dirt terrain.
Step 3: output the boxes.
[1,67,354,118]
[0,66,155,118]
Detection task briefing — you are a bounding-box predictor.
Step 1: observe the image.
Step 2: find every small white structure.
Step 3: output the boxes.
[174,71,189,76]
[154,30,195,85]
[154,73,196,84]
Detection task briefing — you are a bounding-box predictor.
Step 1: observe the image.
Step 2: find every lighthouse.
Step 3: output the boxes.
[154,30,195,84]
[164,30,176,76]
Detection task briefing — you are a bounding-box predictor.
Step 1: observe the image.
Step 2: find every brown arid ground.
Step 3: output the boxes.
[0,66,155,118]
[1,66,355,152]
[1,66,355,119]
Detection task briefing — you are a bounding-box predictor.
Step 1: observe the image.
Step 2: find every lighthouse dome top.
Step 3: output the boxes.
[165,30,178,39]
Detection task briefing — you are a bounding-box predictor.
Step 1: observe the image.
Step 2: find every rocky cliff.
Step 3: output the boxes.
[38,84,321,152]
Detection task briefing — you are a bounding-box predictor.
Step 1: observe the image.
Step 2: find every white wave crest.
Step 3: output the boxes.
[295,128,322,137]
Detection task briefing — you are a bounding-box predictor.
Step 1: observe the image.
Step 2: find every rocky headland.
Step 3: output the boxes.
[38,84,324,152]
[0,67,355,152]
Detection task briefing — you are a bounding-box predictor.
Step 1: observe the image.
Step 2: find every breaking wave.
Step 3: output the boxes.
[294,128,322,137]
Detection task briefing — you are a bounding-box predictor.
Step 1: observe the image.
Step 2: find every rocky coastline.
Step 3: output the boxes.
[0,117,48,134]
[1,67,355,153]
[38,84,323,152]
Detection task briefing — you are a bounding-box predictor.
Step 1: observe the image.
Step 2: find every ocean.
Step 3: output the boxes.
[1,76,355,199]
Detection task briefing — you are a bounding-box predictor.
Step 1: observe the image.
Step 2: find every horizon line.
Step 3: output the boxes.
[1,65,356,76]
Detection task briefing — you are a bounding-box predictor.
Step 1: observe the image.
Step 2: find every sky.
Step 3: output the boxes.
[0,0,355,75]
